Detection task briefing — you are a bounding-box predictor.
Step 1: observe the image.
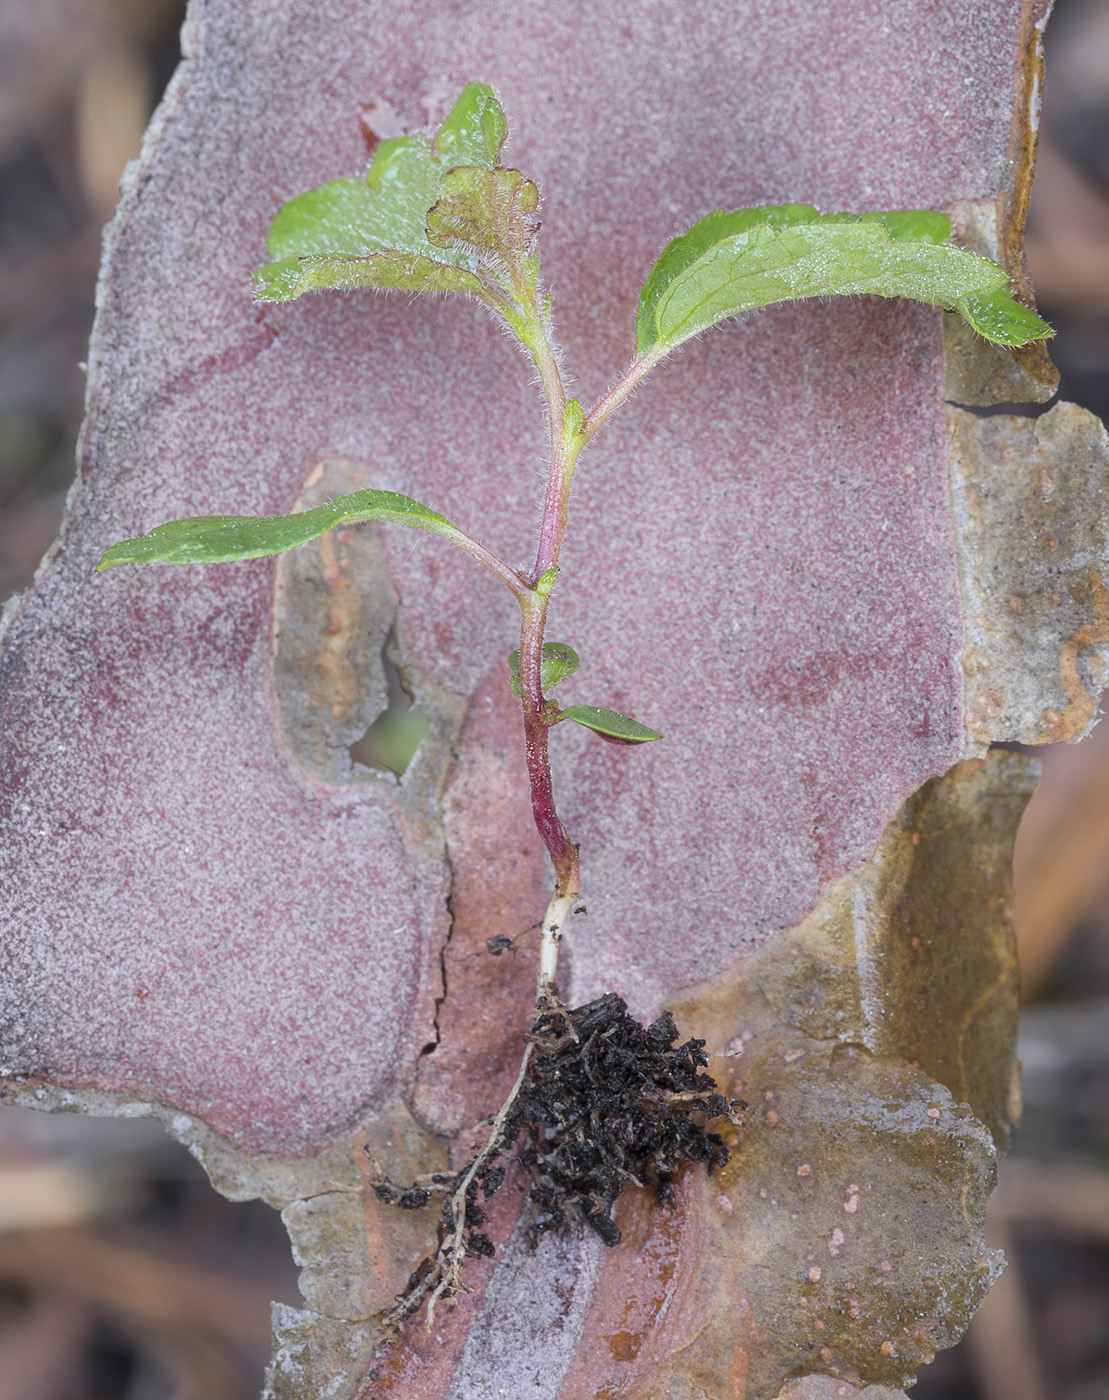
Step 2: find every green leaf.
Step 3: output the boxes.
[534,566,559,598]
[637,205,816,348]
[267,138,446,261]
[818,209,954,245]
[954,289,1056,346]
[265,178,386,259]
[251,84,538,315]
[253,250,487,303]
[635,205,1052,353]
[868,209,953,244]
[507,642,580,696]
[98,489,464,569]
[433,82,507,170]
[559,705,662,744]
[256,133,486,303]
[426,165,538,267]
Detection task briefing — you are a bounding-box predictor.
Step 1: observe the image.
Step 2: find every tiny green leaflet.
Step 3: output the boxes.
[507,643,580,696]
[558,706,662,744]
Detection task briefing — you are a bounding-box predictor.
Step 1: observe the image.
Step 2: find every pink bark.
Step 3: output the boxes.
[1,0,1040,1151]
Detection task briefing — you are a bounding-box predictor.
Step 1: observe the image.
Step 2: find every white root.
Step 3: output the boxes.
[536,889,577,1001]
[421,1039,536,1330]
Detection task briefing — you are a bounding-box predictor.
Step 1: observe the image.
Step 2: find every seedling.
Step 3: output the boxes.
[98,82,1051,1331]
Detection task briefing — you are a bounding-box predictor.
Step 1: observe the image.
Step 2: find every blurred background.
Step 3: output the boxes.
[0,1,1107,1396]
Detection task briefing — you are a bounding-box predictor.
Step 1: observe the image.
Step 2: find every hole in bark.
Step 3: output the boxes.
[349,635,429,778]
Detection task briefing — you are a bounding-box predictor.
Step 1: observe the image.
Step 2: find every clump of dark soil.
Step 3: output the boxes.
[508,991,737,1244]
[371,992,741,1327]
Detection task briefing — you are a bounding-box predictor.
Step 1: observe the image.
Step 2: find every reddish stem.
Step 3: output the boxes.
[533,439,573,582]
[580,347,665,447]
[518,594,578,898]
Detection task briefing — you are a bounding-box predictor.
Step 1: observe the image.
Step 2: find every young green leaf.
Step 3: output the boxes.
[432,82,507,170]
[426,166,539,272]
[563,398,585,442]
[535,566,559,598]
[99,489,468,569]
[635,205,1052,354]
[507,642,580,696]
[558,705,662,744]
[255,132,490,304]
[253,85,514,308]
[268,135,438,258]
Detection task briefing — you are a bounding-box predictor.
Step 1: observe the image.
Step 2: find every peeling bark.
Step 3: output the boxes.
[950,402,1109,746]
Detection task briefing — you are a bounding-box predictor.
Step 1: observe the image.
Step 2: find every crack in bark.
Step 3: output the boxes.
[420,844,457,1058]
[946,394,1059,418]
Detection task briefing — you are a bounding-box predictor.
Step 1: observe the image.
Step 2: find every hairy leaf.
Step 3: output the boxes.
[432,82,507,170]
[559,705,662,743]
[268,136,455,258]
[636,205,1053,353]
[427,166,539,268]
[98,489,467,568]
[253,250,487,301]
[255,128,489,303]
[955,289,1056,345]
[507,642,580,696]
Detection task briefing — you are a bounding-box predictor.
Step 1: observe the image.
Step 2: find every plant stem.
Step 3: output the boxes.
[445,528,531,603]
[510,317,665,993]
[537,890,577,999]
[512,306,582,995]
[527,309,567,476]
[517,592,579,897]
[374,268,672,1346]
[580,347,666,446]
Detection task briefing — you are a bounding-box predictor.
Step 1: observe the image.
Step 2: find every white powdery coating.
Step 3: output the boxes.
[448,1219,603,1399]
[1,0,1029,1147]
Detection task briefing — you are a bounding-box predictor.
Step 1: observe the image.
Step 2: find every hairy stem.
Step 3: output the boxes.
[443,527,531,603]
[508,303,582,993]
[503,297,667,1004]
[525,307,567,480]
[581,346,666,446]
[477,297,667,1030]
